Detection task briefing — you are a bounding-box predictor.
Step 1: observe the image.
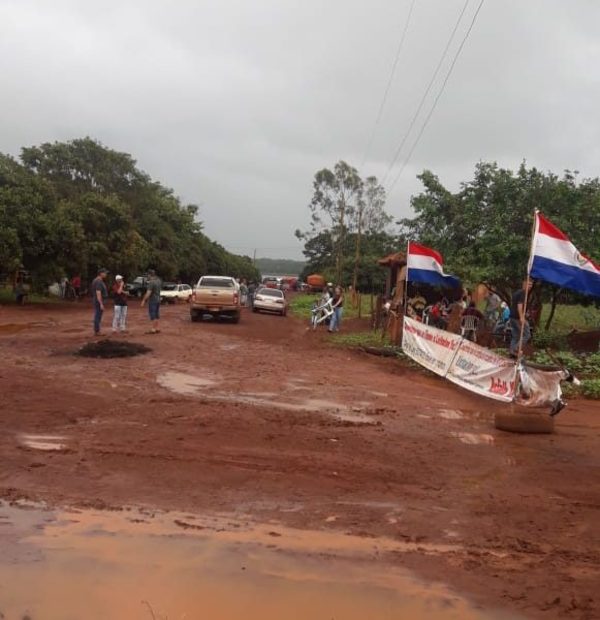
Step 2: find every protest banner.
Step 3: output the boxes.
[446,339,517,402]
[402,317,462,377]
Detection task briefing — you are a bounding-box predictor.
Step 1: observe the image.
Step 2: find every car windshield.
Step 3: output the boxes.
[199,277,234,288]
[162,283,177,291]
[258,288,283,298]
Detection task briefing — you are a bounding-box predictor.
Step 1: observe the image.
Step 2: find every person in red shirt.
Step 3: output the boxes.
[71,274,81,299]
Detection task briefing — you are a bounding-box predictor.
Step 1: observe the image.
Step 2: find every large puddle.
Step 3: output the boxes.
[157,371,376,424]
[0,501,518,620]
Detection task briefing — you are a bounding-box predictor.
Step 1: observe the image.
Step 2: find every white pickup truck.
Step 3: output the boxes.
[190,276,241,323]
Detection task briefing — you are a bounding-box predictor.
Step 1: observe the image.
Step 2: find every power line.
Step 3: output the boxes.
[380,0,471,186]
[360,0,417,168]
[388,0,486,193]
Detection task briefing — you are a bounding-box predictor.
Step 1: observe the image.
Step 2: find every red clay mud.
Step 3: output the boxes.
[0,300,599,619]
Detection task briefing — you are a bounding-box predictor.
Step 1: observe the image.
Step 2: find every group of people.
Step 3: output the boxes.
[91,268,162,336]
[239,279,259,308]
[407,280,534,357]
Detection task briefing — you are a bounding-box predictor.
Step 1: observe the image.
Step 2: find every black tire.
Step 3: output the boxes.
[190,310,201,323]
[494,411,554,434]
[252,307,258,313]
[231,312,241,324]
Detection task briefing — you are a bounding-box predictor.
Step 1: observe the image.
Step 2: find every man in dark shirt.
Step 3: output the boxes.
[463,301,484,320]
[91,268,108,335]
[141,269,162,333]
[509,278,533,358]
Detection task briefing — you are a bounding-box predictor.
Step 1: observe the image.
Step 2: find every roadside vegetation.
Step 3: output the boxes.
[0,138,259,292]
[289,292,374,321]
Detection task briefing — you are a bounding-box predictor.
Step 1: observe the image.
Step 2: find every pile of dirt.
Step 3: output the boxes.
[77,339,152,358]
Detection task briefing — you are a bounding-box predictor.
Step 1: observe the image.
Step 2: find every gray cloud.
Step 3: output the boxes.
[2,0,599,258]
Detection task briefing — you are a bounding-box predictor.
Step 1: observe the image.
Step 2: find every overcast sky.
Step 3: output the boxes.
[2,1,599,259]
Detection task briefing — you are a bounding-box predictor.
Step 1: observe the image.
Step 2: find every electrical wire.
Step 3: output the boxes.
[360,0,418,168]
[387,0,486,192]
[380,0,471,186]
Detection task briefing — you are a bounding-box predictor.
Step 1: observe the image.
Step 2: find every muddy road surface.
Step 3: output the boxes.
[1,301,599,619]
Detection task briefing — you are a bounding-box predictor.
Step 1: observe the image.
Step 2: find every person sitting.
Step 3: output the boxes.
[409,292,426,318]
[429,301,447,330]
[462,301,483,320]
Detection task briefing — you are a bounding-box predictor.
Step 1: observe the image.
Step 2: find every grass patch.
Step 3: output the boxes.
[539,304,600,332]
[289,293,374,320]
[329,331,391,348]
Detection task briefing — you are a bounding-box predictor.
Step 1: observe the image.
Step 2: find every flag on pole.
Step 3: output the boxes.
[406,242,461,289]
[529,212,600,298]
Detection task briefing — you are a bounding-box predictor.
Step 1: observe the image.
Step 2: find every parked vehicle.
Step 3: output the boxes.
[125,276,148,298]
[190,276,241,323]
[253,287,287,316]
[306,274,325,292]
[160,283,192,304]
[262,276,280,289]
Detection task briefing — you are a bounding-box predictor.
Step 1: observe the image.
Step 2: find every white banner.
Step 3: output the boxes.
[446,340,517,402]
[402,317,462,377]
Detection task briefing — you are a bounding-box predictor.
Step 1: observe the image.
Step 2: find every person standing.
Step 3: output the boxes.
[247,281,256,309]
[112,275,128,333]
[91,268,109,336]
[71,274,81,299]
[509,278,533,358]
[240,279,248,306]
[328,285,344,332]
[483,289,501,325]
[141,269,162,333]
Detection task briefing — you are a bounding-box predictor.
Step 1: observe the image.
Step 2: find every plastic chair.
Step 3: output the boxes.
[422,305,432,325]
[460,315,479,342]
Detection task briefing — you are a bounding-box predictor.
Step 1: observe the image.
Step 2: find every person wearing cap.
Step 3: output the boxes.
[112,275,128,333]
[141,269,162,333]
[91,268,109,335]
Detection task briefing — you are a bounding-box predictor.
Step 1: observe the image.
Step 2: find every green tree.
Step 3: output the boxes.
[0,138,260,291]
[301,161,363,283]
[400,162,600,327]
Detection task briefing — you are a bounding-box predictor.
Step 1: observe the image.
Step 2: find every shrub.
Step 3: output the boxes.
[581,379,600,399]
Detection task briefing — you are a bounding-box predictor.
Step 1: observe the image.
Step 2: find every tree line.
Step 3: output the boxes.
[0,138,259,290]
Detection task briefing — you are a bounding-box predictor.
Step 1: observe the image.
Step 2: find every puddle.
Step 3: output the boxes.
[156,370,218,394]
[19,434,68,451]
[451,432,495,446]
[0,501,517,620]
[220,343,240,351]
[157,373,376,424]
[439,409,464,420]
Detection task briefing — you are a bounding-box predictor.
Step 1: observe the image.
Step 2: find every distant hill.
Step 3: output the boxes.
[255,258,306,276]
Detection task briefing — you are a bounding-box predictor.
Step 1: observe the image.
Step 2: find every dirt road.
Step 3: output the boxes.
[1,300,599,618]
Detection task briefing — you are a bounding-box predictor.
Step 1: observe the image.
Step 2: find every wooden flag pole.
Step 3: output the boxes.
[403,240,410,317]
[516,210,539,361]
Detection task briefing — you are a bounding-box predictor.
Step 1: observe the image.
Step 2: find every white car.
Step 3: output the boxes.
[160,283,193,304]
[253,287,287,316]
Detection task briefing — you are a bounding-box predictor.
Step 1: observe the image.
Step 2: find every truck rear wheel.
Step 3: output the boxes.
[190,310,202,323]
[231,312,241,324]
